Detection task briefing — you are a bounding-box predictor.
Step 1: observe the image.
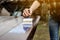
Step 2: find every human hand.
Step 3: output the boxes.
[23,8,32,17]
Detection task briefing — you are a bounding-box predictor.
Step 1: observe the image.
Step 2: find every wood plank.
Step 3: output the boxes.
[0,16,40,40]
[0,16,34,40]
[0,16,23,37]
[0,23,33,40]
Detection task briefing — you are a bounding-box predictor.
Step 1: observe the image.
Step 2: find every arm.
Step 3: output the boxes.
[23,0,40,17]
[29,0,40,12]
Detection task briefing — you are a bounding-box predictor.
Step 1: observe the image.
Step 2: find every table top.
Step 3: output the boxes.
[0,16,33,40]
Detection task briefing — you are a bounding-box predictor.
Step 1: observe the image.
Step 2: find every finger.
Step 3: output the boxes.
[23,13,25,17]
[23,13,29,17]
[24,10,29,16]
[25,9,30,14]
[23,10,27,16]
[25,9,31,16]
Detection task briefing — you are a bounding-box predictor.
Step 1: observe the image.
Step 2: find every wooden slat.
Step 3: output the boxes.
[0,16,23,37]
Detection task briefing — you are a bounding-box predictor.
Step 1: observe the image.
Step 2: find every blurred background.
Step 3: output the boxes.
[0,0,60,40]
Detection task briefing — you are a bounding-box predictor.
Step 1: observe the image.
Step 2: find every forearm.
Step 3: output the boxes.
[29,0,40,12]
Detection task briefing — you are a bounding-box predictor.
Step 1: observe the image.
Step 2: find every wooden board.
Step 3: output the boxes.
[0,16,23,37]
[0,16,34,40]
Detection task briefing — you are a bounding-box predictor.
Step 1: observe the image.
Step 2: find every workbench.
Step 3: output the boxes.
[0,16,40,40]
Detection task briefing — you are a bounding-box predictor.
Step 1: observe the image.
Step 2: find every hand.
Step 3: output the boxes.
[23,8,32,17]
